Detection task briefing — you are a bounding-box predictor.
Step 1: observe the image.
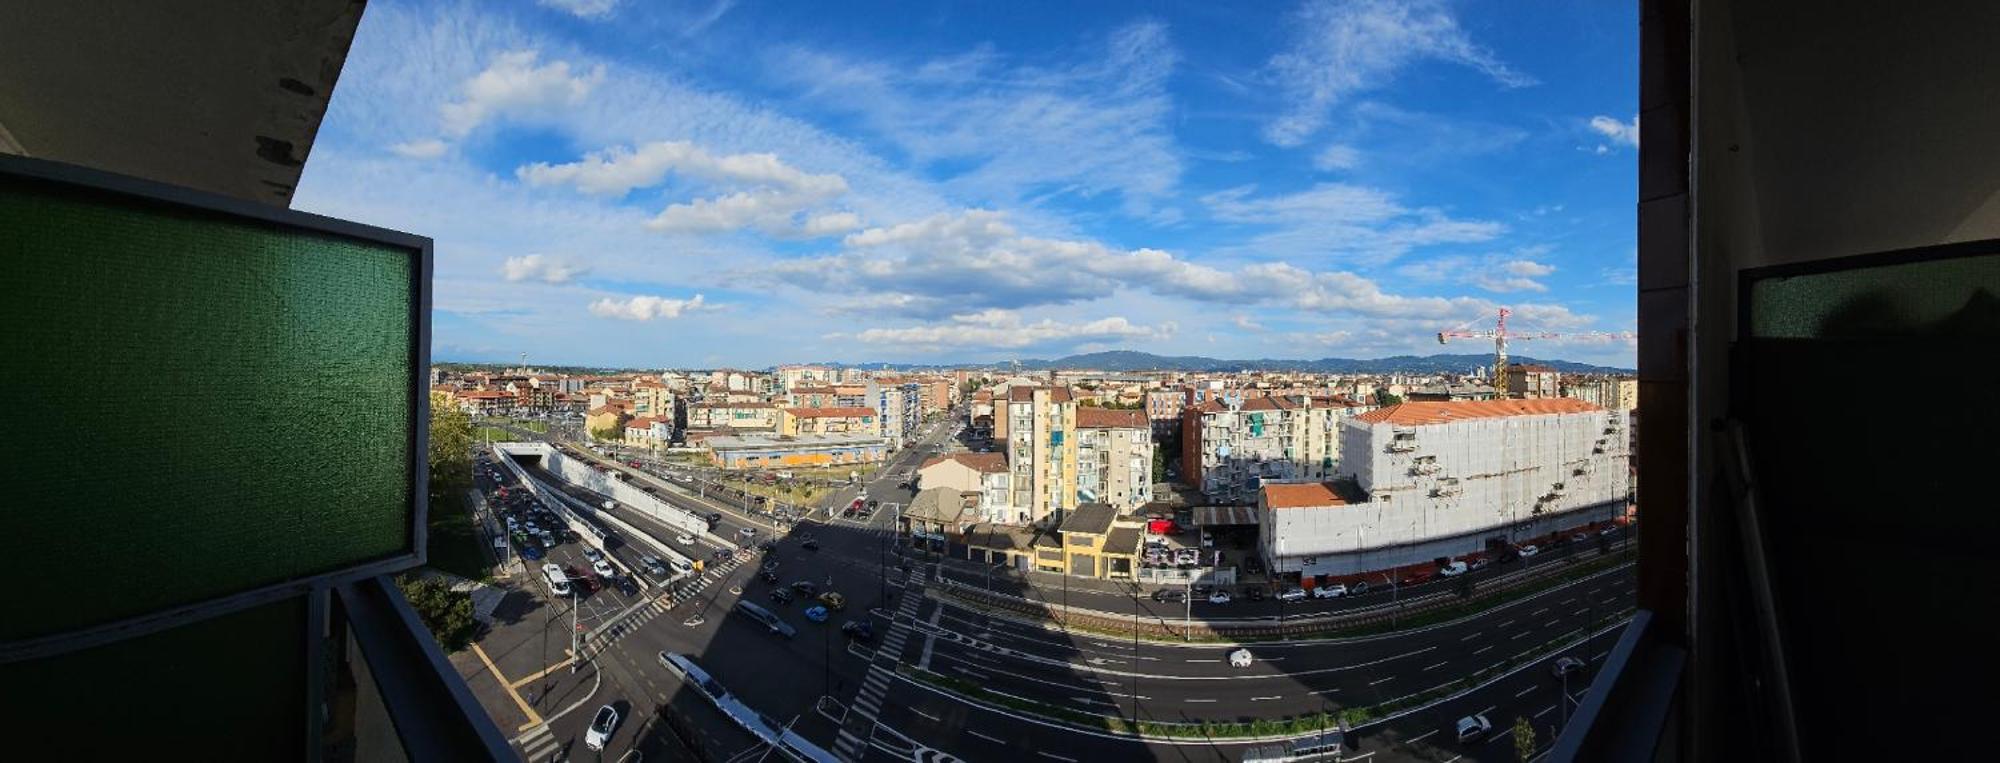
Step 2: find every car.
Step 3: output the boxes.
[639,555,669,577]
[1438,560,1470,577]
[505,517,518,530]
[1151,589,1187,603]
[614,577,639,596]
[1229,648,1255,668]
[1192,584,1214,597]
[1208,591,1232,605]
[1518,545,1541,558]
[791,581,820,597]
[1242,586,1266,602]
[768,588,794,604]
[758,570,779,584]
[866,499,880,510]
[592,560,615,577]
[1599,526,1619,537]
[1276,587,1307,602]
[518,543,545,561]
[1349,580,1370,595]
[705,512,722,525]
[1571,532,1590,543]
[1313,583,1347,599]
[1455,714,1494,743]
[1469,558,1492,571]
[1552,656,1587,678]
[538,533,557,549]
[801,539,820,551]
[675,533,695,546]
[584,705,619,751]
[583,548,604,563]
[738,527,757,539]
[804,605,830,623]
[762,559,781,572]
[818,592,846,610]
[841,620,875,641]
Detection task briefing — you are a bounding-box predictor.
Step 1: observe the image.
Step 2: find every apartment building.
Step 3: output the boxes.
[868,380,922,449]
[776,364,835,392]
[1561,376,1639,411]
[1258,399,1631,577]
[585,404,631,438]
[631,382,677,422]
[1180,394,1366,504]
[1505,363,1561,399]
[1004,386,1078,526]
[779,406,878,436]
[1075,407,1154,513]
[916,452,1011,524]
[685,401,779,431]
[1145,389,1187,437]
[623,416,672,449]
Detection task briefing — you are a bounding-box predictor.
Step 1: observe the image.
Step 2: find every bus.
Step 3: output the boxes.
[542,563,572,596]
[732,600,796,638]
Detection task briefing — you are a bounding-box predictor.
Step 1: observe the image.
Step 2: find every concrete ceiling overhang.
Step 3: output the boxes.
[0,1,365,207]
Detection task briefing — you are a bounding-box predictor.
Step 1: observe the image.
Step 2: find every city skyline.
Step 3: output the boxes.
[295,0,1639,368]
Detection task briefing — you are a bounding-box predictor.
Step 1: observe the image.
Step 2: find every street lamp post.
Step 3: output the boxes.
[569,588,580,673]
[1183,574,1193,642]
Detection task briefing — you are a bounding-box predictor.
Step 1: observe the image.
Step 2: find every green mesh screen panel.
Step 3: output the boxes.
[1748,248,2000,338]
[2,176,415,641]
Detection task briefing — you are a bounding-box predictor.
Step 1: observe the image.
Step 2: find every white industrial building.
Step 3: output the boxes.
[1259,399,1631,578]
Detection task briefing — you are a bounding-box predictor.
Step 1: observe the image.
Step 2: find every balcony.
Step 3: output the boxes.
[1386,441,1416,453]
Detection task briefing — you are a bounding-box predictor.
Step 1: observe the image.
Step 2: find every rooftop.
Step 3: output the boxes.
[1075,407,1149,429]
[1060,502,1118,536]
[783,406,877,418]
[705,433,887,450]
[1263,481,1363,509]
[919,452,1008,474]
[1355,398,1603,425]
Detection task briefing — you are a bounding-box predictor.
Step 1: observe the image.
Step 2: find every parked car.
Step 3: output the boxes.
[1152,589,1187,604]
[1570,532,1590,544]
[1455,714,1494,743]
[791,581,820,597]
[518,543,545,561]
[705,512,722,525]
[1438,560,1470,577]
[583,548,604,563]
[804,605,830,623]
[1208,591,1232,605]
[584,705,619,752]
[1277,587,1307,602]
[1552,656,1587,678]
[614,577,639,596]
[801,539,821,551]
[768,588,794,604]
[1469,558,1492,571]
[1192,584,1214,597]
[738,527,757,539]
[1518,545,1541,558]
[675,533,695,545]
[592,560,615,578]
[639,555,669,578]
[1312,583,1347,599]
[1599,526,1619,537]
[841,620,875,641]
[1349,580,1370,595]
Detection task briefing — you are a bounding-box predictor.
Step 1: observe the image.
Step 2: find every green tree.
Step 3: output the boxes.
[397,574,478,652]
[1512,716,1537,761]
[428,392,473,507]
[1152,443,1169,484]
[1374,389,1405,406]
[590,425,621,441]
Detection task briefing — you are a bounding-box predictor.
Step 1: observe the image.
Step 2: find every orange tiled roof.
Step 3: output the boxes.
[1264,482,1353,509]
[1354,398,1602,425]
[920,452,1008,473]
[1076,407,1148,429]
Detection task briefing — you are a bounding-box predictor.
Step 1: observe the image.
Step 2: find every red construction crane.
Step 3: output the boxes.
[1438,308,1630,398]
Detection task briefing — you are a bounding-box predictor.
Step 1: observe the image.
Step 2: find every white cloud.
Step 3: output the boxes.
[589,293,711,321]
[1312,143,1361,171]
[538,0,618,19]
[1588,115,1639,148]
[1474,259,1557,292]
[501,254,588,284]
[521,141,854,236]
[441,51,604,137]
[764,20,1181,215]
[1265,0,1534,147]
[1202,183,1504,265]
[389,139,448,159]
[847,309,1175,351]
[800,211,863,236]
[1233,314,1267,332]
[1399,252,1558,293]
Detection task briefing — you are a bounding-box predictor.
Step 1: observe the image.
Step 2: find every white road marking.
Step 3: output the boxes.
[1532,608,1550,616]
[967,730,1004,744]
[1592,651,1609,661]
[1574,607,1589,616]
[1408,729,1440,744]
[1536,704,1557,718]
[1186,659,1219,663]
[1423,661,1448,671]
[1185,698,1217,703]
[1462,632,1482,641]
[1515,686,1536,698]
[1038,753,1078,762]
[1309,688,1340,695]
[1513,631,1531,640]
[1475,645,1494,655]
[1368,676,1396,686]
[1499,619,1515,628]
[1562,598,1578,605]
[912,709,941,722]
[1251,695,1282,701]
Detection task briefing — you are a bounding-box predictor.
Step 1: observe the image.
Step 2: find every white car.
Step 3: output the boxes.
[1312,583,1347,599]
[1228,648,1254,668]
[1208,592,1232,605]
[676,533,696,545]
[1455,714,1493,742]
[582,548,604,563]
[1276,587,1308,602]
[538,532,557,549]
[592,559,616,578]
[1552,656,1587,678]
[584,704,619,751]
[738,527,757,538]
[1519,544,1541,558]
[1438,561,1469,577]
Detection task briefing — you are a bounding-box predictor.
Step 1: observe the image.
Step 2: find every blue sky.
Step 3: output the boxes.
[294,0,1638,369]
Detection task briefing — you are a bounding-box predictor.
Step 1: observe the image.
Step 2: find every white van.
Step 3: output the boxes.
[542,563,572,596]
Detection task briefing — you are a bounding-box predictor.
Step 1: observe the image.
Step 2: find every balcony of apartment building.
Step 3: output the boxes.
[1555,2,1997,762]
[1,6,510,758]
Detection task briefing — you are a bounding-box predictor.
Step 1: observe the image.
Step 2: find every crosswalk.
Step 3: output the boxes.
[834,566,926,760]
[515,722,560,761]
[578,554,746,660]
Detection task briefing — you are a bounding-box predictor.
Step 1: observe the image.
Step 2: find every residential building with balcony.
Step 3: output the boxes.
[686,401,779,432]
[917,452,1012,524]
[1180,393,1367,504]
[778,406,878,436]
[1504,363,1561,399]
[1074,407,1154,514]
[1004,386,1077,526]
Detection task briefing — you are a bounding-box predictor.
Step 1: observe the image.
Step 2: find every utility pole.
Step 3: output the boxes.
[1183,575,1193,642]
[569,587,581,673]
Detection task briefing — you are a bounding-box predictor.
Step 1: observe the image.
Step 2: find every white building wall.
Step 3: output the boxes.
[1261,408,1630,575]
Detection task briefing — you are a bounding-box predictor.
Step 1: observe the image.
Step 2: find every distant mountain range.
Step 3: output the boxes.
[833,350,1634,375]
